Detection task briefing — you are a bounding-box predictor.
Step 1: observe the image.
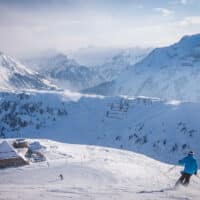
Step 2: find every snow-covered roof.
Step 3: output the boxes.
[0,141,19,160]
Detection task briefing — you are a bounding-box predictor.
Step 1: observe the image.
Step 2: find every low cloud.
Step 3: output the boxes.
[0,1,199,57]
[180,16,200,26]
[171,0,192,5]
[154,8,173,17]
[180,0,189,4]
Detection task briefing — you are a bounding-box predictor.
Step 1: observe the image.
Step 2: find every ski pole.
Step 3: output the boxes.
[195,174,200,180]
[167,165,177,173]
[163,165,177,177]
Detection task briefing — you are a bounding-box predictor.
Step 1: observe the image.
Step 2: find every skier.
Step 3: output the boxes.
[175,151,198,186]
[59,174,64,180]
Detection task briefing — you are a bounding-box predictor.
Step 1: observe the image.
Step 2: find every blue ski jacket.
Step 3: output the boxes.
[178,155,198,175]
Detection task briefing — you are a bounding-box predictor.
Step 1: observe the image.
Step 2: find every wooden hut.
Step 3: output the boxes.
[0,141,28,168]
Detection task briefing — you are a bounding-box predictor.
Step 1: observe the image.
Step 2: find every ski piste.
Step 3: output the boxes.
[1,139,199,200]
[138,186,176,194]
[138,174,200,194]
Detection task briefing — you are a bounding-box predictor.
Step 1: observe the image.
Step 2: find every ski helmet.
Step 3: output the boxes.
[188,151,194,155]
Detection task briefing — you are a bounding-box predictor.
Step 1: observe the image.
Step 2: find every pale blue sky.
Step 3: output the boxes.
[0,0,200,56]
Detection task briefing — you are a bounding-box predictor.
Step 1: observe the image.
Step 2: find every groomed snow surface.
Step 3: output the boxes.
[0,139,199,200]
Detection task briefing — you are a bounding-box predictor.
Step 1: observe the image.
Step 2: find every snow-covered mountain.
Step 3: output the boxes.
[0,90,200,165]
[69,46,121,66]
[97,47,152,81]
[0,52,55,91]
[83,80,115,96]
[114,34,200,101]
[23,53,104,91]
[23,48,150,91]
[85,34,200,101]
[1,139,199,200]
[70,46,151,65]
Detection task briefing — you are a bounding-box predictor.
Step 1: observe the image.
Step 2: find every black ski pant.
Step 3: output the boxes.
[175,172,192,186]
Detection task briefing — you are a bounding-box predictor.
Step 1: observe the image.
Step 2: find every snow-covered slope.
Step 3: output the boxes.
[1,90,200,164]
[111,34,200,101]
[23,53,104,91]
[0,139,199,200]
[0,52,55,91]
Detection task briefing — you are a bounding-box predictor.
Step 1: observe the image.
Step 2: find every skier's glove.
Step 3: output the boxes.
[194,172,197,175]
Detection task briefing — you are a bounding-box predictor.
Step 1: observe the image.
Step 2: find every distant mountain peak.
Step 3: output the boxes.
[0,52,56,91]
[179,33,200,43]
[23,48,151,91]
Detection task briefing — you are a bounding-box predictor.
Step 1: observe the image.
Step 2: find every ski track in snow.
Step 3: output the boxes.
[0,140,199,200]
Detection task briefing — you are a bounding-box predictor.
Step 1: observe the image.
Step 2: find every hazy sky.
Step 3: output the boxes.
[0,0,200,57]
